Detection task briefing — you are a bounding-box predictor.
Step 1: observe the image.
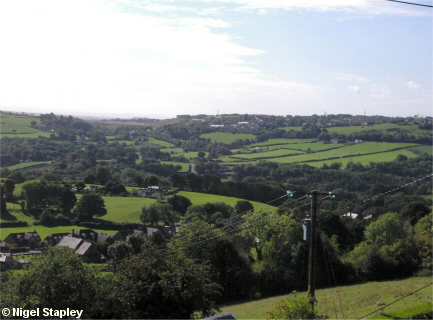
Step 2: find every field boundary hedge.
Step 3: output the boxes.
[0,221,29,228]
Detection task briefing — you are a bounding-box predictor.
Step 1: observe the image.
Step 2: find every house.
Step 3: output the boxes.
[56,236,106,263]
[254,147,264,153]
[44,233,71,246]
[343,212,363,220]
[109,229,144,243]
[3,231,41,249]
[148,186,163,193]
[146,225,179,239]
[71,229,110,243]
[83,186,98,192]
[0,253,15,271]
[0,242,11,253]
[137,188,152,197]
[330,139,340,143]
[75,242,106,263]
[146,227,166,238]
[201,312,238,320]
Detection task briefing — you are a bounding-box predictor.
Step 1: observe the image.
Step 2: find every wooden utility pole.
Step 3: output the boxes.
[308,190,318,311]
[287,190,335,311]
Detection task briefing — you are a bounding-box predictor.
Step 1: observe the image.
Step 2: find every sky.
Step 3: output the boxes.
[0,0,432,119]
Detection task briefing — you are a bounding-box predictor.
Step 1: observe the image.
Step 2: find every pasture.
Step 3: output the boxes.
[0,113,40,134]
[326,123,431,139]
[252,138,312,146]
[306,149,418,168]
[6,161,53,171]
[200,132,256,144]
[148,138,175,147]
[0,225,118,241]
[177,191,278,213]
[220,276,432,319]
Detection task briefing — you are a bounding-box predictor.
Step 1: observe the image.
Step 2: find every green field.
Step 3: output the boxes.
[253,138,312,146]
[326,123,431,139]
[200,132,256,144]
[246,142,343,152]
[221,142,420,167]
[177,191,278,213]
[0,225,118,241]
[409,145,433,156]
[107,140,135,146]
[98,196,156,223]
[306,149,418,168]
[228,149,304,160]
[6,161,52,171]
[148,138,175,147]
[0,113,40,133]
[220,277,432,319]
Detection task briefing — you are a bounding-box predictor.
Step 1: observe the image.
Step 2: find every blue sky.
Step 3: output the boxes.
[0,0,431,119]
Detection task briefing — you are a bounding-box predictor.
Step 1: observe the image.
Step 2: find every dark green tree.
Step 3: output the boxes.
[167,194,192,215]
[97,244,220,319]
[235,200,254,215]
[1,248,95,317]
[74,192,107,221]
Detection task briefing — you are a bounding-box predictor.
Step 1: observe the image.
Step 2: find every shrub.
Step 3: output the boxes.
[267,291,328,320]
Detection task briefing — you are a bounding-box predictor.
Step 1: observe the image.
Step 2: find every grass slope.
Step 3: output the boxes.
[0,225,118,241]
[200,132,256,144]
[220,277,432,319]
[178,191,278,213]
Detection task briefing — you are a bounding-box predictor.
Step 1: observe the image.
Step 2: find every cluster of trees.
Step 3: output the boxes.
[1,245,219,319]
[1,195,431,318]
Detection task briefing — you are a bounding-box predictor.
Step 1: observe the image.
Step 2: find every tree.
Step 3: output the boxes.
[235,200,254,215]
[239,211,274,261]
[96,167,110,185]
[99,244,220,319]
[349,213,420,280]
[167,194,192,215]
[400,201,431,226]
[415,213,432,270]
[1,247,95,317]
[74,193,107,221]
[170,173,186,189]
[3,179,15,201]
[1,185,7,214]
[141,203,178,225]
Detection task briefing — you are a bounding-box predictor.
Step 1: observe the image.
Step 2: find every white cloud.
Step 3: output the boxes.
[0,0,332,117]
[350,86,360,93]
[371,85,391,98]
[207,0,431,16]
[406,80,420,90]
[335,73,370,82]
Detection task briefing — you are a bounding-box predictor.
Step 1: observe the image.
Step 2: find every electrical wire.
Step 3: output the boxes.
[106,195,311,268]
[356,281,433,320]
[383,0,433,7]
[320,173,433,222]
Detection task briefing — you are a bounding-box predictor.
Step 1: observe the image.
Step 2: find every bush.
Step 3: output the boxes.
[0,221,28,228]
[267,291,329,320]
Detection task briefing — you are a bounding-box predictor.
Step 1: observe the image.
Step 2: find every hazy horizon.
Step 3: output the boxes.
[1,0,432,119]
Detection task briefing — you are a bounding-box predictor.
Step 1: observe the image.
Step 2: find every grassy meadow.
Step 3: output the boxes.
[177,191,278,213]
[200,132,256,144]
[6,161,53,171]
[220,276,433,319]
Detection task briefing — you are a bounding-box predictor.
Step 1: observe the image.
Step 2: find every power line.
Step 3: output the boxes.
[356,281,433,320]
[107,195,311,268]
[383,0,433,7]
[320,173,433,221]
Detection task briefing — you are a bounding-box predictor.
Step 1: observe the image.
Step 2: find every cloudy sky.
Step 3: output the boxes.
[0,0,431,119]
